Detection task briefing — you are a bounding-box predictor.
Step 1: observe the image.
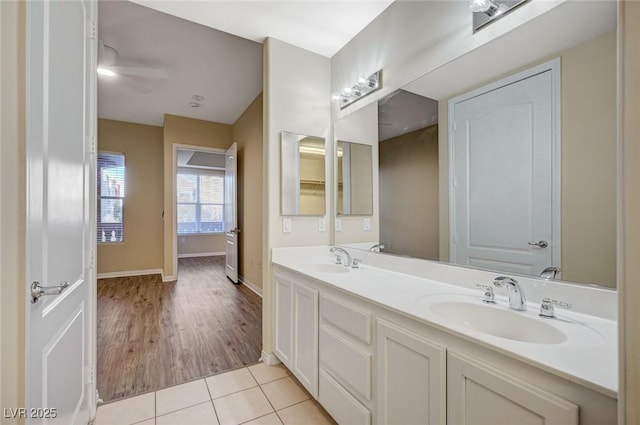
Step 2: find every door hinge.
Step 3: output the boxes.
[88,251,96,270]
[85,366,94,385]
[89,136,96,154]
[88,21,97,40]
[453,121,457,131]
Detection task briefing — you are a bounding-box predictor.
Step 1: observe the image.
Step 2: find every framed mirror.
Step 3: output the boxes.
[332,2,617,289]
[280,131,326,216]
[337,141,373,216]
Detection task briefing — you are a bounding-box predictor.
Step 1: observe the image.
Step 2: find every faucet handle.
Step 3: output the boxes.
[333,254,343,265]
[539,297,572,318]
[475,284,496,304]
[351,258,361,269]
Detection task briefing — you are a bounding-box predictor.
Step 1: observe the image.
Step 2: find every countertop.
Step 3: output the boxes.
[271,246,618,399]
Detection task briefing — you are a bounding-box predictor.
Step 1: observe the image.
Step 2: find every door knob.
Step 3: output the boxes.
[528,240,549,248]
[31,281,69,303]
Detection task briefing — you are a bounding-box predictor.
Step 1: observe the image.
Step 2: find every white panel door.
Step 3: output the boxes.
[450,63,560,277]
[225,143,238,282]
[26,1,96,424]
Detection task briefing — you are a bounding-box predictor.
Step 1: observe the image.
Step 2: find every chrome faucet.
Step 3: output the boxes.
[330,247,353,268]
[492,276,527,311]
[369,244,385,252]
[539,267,561,280]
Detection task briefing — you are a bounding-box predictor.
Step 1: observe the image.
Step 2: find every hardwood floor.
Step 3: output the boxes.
[97,256,262,402]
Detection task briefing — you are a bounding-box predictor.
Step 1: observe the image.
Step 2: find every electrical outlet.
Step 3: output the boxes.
[318,218,326,232]
[282,218,292,233]
[364,218,371,231]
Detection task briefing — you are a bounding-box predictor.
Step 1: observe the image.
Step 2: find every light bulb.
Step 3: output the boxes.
[342,87,353,96]
[469,0,492,12]
[331,92,343,102]
[97,67,116,77]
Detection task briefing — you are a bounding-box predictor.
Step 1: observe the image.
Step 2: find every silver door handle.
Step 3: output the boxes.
[31,281,69,304]
[528,240,549,248]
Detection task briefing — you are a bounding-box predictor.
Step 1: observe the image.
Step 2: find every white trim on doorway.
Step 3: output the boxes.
[171,143,227,284]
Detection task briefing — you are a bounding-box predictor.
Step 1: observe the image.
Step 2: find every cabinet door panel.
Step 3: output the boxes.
[320,368,371,425]
[293,281,319,397]
[320,325,372,401]
[274,275,293,367]
[447,351,579,425]
[376,319,446,425]
[320,294,372,344]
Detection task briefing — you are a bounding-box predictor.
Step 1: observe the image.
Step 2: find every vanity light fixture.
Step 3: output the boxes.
[469,0,506,17]
[471,0,529,31]
[332,70,382,110]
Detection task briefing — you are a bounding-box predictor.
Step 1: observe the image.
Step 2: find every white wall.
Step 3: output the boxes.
[333,101,379,245]
[262,38,331,357]
[330,0,603,122]
[0,0,25,417]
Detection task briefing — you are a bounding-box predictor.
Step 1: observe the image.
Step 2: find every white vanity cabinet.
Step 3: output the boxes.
[273,270,319,397]
[375,318,446,425]
[447,350,579,425]
[271,265,617,425]
[318,294,374,425]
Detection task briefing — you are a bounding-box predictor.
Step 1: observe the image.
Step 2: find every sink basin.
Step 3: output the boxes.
[309,264,351,274]
[429,301,568,344]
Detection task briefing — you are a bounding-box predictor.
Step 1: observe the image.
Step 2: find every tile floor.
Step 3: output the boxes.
[95,363,337,425]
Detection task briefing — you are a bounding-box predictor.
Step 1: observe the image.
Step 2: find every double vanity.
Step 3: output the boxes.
[270,246,617,425]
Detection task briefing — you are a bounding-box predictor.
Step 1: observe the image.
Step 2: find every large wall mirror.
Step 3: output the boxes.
[281,131,326,216]
[333,1,617,289]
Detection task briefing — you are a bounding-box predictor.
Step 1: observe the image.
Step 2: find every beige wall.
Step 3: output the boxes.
[0,0,26,419]
[177,234,226,256]
[97,119,164,274]
[439,31,617,287]
[620,2,640,423]
[232,93,263,288]
[163,114,232,280]
[263,38,331,357]
[380,125,439,260]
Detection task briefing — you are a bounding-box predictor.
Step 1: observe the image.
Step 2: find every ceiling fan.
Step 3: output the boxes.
[97,40,169,80]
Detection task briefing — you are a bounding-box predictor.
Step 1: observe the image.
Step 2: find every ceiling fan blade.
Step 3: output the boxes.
[109,65,169,79]
[119,75,153,94]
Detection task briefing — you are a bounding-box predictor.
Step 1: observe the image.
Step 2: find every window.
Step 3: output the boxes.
[98,153,125,243]
[177,171,224,234]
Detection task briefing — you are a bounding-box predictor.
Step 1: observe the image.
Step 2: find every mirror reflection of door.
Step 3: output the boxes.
[450,61,559,277]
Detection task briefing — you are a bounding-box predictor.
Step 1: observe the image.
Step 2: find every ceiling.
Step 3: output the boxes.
[378,90,438,141]
[98,1,394,128]
[98,1,263,127]
[130,0,394,58]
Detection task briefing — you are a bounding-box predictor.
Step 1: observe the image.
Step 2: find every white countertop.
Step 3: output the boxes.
[271,246,618,399]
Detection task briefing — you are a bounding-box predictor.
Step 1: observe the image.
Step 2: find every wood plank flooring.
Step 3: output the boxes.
[97,256,262,402]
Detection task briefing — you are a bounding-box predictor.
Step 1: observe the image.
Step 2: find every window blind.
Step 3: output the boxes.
[98,153,125,243]
[177,169,224,234]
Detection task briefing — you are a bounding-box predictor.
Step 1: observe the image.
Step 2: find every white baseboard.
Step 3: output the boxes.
[260,351,281,366]
[162,274,177,282]
[97,269,163,279]
[239,275,263,297]
[177,251,225,259]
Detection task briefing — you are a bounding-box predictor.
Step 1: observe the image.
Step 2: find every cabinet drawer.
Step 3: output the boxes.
[319,368,371,425]
[320,295,371,344]
[320,325,371,401]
